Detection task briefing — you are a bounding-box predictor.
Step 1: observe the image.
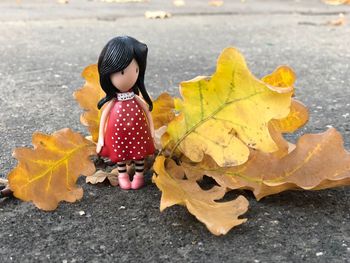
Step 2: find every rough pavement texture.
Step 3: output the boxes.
[0,0,350,262]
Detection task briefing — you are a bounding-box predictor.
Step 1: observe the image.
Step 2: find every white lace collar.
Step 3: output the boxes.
[116,91,135,101]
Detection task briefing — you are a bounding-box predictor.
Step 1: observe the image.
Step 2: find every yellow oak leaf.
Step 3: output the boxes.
[182,128,350,200]
[165,47,293,167]
[153,156,249,235]
[74,64,106,143]
[8,128,96,211]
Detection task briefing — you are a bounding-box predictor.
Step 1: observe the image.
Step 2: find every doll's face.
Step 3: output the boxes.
[110,59,139,92]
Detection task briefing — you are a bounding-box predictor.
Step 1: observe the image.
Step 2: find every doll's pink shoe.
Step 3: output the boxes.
[118,173,131,190]
[131,174,144,190]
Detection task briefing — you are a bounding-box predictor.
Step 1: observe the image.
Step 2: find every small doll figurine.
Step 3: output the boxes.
[96,36,155,190]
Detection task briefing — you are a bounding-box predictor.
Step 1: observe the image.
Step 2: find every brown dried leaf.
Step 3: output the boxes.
[153,156,249,235]
[183,128,350,200]
[86,170,119,186]
[8,128,96,210]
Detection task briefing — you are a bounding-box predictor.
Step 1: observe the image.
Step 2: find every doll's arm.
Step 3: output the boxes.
[134,95,155,138]
[96,99,114,153]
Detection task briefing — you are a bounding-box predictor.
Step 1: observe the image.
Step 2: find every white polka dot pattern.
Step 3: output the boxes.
[98,96,155,163]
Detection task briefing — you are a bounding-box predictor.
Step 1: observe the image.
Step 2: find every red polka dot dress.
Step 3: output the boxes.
[99,91,155,163]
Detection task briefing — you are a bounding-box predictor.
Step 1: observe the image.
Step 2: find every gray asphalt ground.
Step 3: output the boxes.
[1,0,350,262]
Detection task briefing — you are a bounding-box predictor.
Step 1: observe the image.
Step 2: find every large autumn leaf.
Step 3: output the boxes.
[74,64,105,143]
[181,128,350,200]
[8,128,96,210]
[153,156,249,235]
[164,47,293,167]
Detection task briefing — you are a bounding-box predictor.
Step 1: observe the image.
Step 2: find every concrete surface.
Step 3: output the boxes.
[0,0,350,262]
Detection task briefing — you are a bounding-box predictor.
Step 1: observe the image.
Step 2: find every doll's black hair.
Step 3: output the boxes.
[97,36,153,111]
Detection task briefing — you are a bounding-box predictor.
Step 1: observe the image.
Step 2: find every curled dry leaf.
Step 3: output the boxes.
[153,156,249,235]
[164,47,293,167]
[8,128,96,211]
[74,64,106,143]
[182,128,350,200]
[86,169,119,186]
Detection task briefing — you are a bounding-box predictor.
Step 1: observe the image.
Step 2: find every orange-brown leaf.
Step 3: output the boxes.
[74,64,106,143]
[261,66,309,133]
[261,65,296,93]
[8,128,96,210]
[183,128,350,200]
[271,100,309,133]
[153,156,249,235]
[152,92,175,129]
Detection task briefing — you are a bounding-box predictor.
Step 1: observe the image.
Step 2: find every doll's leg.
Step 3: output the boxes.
[117,161,131,190]
[131,159,145,190]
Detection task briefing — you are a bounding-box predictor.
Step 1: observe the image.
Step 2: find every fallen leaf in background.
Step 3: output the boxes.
[327,13,346,26]
[8,128,96,211]
[209,0,224,7]
[182,128,350,200]
[145,11,172,19]
[173,0,185,7]
[322,0,350,5]
[74,64,106,143]
[153,156,249,235]
[164,47,293,167]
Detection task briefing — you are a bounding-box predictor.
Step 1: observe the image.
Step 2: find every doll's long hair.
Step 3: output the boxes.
[97,36,153,111]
